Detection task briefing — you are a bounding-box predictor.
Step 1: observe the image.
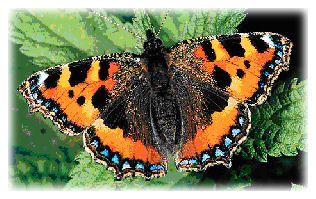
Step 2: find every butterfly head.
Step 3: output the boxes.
[143,29,164,56]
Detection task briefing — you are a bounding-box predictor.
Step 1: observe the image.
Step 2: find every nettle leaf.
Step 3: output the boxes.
[236,78,307,162]
[88,9,138,54]
[11,146,76,188]
[66,151,255,190]
[10,9,138,68]
[179,9,245,41]
[11,10,86,67]
[65,152,189,190]
[228,164,252,189]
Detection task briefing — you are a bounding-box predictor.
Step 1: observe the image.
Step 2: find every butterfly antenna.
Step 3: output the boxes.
[88,9,144,40]
[157,10,169,36]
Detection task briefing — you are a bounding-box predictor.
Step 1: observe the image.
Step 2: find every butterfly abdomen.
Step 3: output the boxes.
[150,92,182,153]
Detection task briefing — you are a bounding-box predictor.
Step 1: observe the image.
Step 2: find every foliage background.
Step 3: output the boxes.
[9,9,306,190]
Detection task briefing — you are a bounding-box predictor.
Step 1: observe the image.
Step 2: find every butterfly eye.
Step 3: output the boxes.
[144,41,148,48]
[156,38,162,46]
[143,41,150,50]
[146,29,155,40]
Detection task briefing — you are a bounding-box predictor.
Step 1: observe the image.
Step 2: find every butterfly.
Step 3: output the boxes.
[18,12,293,180]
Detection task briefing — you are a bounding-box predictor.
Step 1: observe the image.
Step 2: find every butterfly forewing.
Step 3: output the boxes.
[169,32,293,105]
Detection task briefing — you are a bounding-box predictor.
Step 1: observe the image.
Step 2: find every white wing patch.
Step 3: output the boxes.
[261,35,275,48]
[37,72,49,86]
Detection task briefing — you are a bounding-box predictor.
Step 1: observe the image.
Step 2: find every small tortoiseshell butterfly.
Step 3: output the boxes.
[18,11,293,180]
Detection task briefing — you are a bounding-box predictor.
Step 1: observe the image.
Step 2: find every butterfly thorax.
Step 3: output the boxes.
[142,29,170,94]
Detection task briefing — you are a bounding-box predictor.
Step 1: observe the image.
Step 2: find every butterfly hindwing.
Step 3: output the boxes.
[176,96,251,171]
[169,68,251,170]
[83,73,168,180]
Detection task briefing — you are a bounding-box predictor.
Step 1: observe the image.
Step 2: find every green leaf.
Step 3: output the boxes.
[10,10,87,67]
[172,172,204,189]
[228,164,252,189]
[11,11,68,46]
[236,78,307,162]
[11,146,76,187]
[89,9,138,54]
[179,9,246,40]
[66,152,189,190]
[10,9,138,68]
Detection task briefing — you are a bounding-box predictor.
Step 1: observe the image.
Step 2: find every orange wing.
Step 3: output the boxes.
[170,32,293,105]
[18,53,140,135]
[169,32,292,171]
[176,97,250,171]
